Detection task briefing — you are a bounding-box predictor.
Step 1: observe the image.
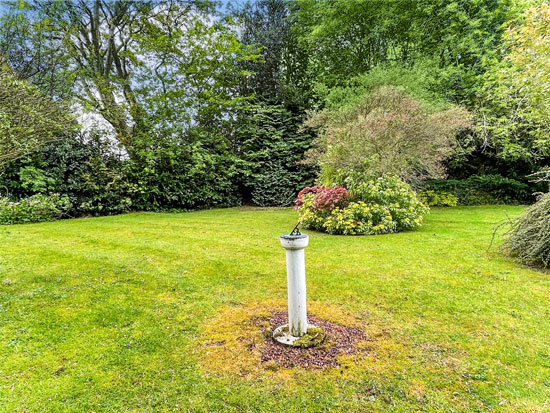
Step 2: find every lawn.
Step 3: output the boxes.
[1,206,549,411]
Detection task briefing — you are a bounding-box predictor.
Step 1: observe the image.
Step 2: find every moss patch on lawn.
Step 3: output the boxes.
[198,296,499,410]
[198,300,400,380]
[289,327,326,348]
[197,299,476,408]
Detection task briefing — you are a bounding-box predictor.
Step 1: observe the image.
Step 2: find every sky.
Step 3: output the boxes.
[0,1,256,17]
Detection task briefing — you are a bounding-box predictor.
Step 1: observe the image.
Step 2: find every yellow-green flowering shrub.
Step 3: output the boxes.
[297,175,428,235]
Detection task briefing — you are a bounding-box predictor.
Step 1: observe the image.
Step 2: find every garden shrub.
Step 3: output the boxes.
[304,85,470,185]
[418,190,458,207]
[296,175,428,235]
[296,185,351,212]
[0,137,133,216]
[0,194,70,225]
[500,193,550,268]
[423,174,533,205]
[126,142,241,211]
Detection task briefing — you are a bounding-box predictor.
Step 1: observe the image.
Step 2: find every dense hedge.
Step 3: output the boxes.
[0,113,316,224]
[417,190,458,207]
[234,103,315,207]
[0,137,132,216]
[1,137,540,227]
[422,175,536,205]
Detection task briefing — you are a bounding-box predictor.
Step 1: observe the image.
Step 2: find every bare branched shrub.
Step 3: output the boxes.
[500,193,550,268]
[305,86,471,185]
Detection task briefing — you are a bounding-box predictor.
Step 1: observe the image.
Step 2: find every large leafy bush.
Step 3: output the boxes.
[305,86,470,185]
[500,193,550,268]
[475,3,550,164]
[0,63,75,165]
[126,141,241,211]
[296,175,428,235]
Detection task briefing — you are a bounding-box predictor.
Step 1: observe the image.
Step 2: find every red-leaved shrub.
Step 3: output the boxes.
[295,185,350,211]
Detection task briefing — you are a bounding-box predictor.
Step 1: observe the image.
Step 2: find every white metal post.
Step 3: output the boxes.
[279,234,309,337]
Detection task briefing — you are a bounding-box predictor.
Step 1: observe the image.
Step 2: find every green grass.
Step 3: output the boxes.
[1,206,549,411]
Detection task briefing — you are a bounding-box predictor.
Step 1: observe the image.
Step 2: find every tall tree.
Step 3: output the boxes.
[0,0,257,155]
[293,0,519,102]
[233,0,313,109]
[475,2,550,164]
[229,0,316,205]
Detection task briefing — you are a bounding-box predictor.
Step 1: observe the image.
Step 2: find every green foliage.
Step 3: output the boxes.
[78,156,133,216]
[127,141,241,211]
[0,133,243,216]
[293,0,518,99]
[1,1,259,157]
[0,1,266,216]
[247,162,304,207]
[233,0,314,109]
[291,0,545,191]
[0,0,542,218]
[0,63,75,165]
[18,166,55,193]
[418,190,458,207]
[297,175,428,235]
[230,1,317,206]
[423,174,534,205]
[235,103,315,206]
[0,193,70,225]
[306,86,470,184]
[501,193,550,268]
[321,64,447,111]
[0,137,132,216]
[474,3,550,164]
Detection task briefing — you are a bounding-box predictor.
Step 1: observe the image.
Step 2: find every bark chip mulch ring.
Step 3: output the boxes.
[255,312,366,369]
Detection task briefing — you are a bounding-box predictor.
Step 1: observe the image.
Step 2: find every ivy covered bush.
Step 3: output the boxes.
[0,194,70,225]
[296,175,428,235]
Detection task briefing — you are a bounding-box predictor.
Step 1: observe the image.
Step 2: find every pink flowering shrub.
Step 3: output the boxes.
[315,186,351,211]
[295,185,350,212]
[295,186,324,208]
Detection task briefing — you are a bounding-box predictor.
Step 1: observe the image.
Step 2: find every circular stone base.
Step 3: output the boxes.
[272,324,319,346]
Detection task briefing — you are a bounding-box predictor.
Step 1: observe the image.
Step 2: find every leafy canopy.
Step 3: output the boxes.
[1,0,260,155]
[293,0,518,101]
[476,2,550,163]
[0,63,75,165]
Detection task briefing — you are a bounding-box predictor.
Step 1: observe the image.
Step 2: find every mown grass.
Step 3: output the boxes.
[1,206,549,411]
